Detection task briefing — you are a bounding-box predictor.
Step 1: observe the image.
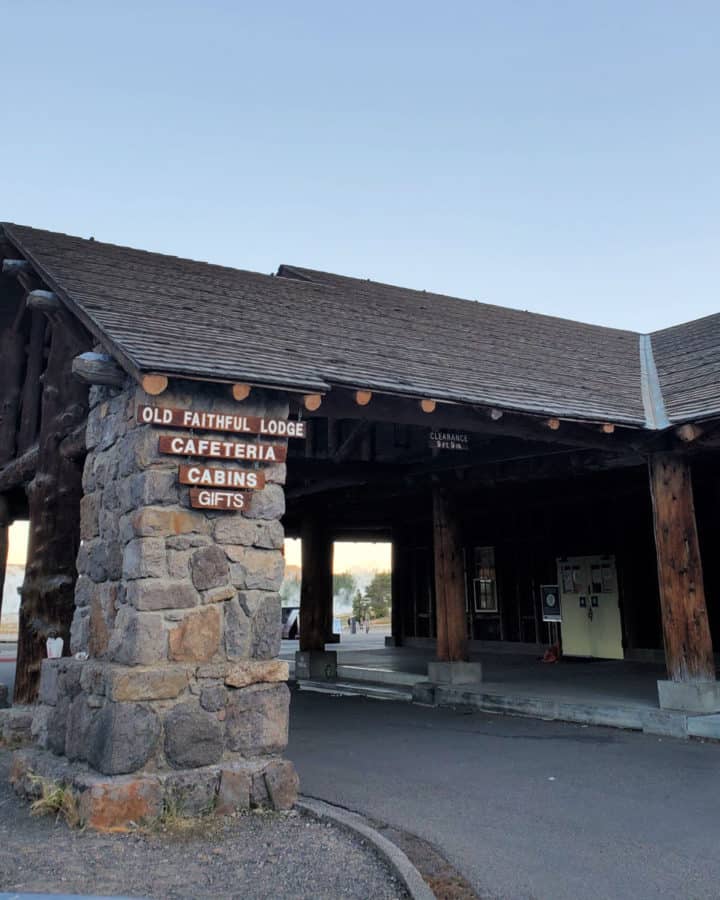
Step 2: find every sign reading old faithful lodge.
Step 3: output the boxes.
[138,403,305,509]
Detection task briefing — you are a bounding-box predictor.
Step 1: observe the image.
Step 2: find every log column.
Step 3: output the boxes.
[14,322,89,703]
[649,452,720,711]
[296,513,336,679]
[0,497,8,625]
[428,487,481,684]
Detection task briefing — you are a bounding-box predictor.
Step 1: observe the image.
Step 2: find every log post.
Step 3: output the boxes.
[299,514,333,652]
[0,497,8,625]
[390,525,410,648]
[0,318,25,465]
[649,452,720,711]
[14,321,89,703]
[432,486,468,662]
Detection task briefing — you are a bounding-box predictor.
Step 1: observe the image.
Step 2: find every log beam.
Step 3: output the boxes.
[0,496,8,625]
[17,312,46,453]
[432,486,468,661]
[649,452,715,682]
[298,514,333,652]
[72,352,127,388]
[0,445,38,492]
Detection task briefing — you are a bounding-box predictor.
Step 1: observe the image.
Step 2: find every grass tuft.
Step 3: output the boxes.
[29,776,82,828]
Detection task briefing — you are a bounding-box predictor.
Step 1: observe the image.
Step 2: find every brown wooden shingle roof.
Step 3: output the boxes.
[2,223,717,429]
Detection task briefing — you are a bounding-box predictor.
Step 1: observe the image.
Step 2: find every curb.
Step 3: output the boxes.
[296,796,436,900]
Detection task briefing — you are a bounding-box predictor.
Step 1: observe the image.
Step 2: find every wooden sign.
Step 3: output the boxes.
[138,405,305,438]
[189,488,249,510]
[429,430,470,451]
[179,464,265,490]
[158,434,287,463]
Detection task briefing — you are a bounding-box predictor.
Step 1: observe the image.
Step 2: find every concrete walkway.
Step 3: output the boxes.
[285,642,720,740]
[288,689,720,900]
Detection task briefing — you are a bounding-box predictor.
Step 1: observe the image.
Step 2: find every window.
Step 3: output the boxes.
[472,546,498,613]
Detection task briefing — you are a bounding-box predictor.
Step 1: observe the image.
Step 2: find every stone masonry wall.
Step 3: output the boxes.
[23,378,299,823]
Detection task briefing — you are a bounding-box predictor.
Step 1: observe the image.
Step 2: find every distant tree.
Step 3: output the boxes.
[364,572,391,619]
[333,572,356,598]
[352,589,371,621]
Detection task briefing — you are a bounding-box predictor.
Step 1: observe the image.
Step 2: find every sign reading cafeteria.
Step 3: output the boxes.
[158,434,287,463]
[138,404,306,438]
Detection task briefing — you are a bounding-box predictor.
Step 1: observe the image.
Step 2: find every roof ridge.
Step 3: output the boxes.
[639,334,670,429]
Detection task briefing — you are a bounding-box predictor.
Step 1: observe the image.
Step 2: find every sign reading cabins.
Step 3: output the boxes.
[137,404,306,510]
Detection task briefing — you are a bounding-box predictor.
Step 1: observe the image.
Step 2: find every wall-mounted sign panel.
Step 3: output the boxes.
[189,488,249,510]
[540,583,562,622]
[138,405,305,438]
[158,435,287,463]
[429,430,470,451]
[179,464,265,490]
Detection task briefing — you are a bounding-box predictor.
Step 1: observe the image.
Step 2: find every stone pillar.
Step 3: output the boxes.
[649,452,720,712]
[295,513,336,680]
[13,379,299,829]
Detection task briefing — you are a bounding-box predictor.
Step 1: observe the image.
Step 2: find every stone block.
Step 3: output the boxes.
[200,684,227,711]
[126,579,198,611]
[88,593,115,656]
[88,702,161,775]
[254,520,285,550]
[77,538,114,584]
[225,660,289,689]
[123,537,168,580]
[165,534,213,551]
[74,574,98,608]
[224,597,251,661]
[168,605,221,662]
[79,776,163,831]
[39,660,62,706]
[164,702,223,768]
[225,683,290,755]
[108,666,190,701]
[79,492,101,541]
[0,708,33,744]
[126,506,208,539]
[191,545,230,590]
[427,661,483,685]
[244,483,285,521]
[251,593,282,660]
[108,607,168,666]
[160,769,220,816]
[657,680,720,713]
[216,767,251,815]
[225,547,284,591]
[70,608,90,654]
[65,696,98,761]
[264,759,299,810]
[263,462,286,485]
[167,549,192,579]
[203,585,236,604]
[213,517,256,546]
[295,651,337,681]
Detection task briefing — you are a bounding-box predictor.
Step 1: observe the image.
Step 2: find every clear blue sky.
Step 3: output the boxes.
[2,2,718,331]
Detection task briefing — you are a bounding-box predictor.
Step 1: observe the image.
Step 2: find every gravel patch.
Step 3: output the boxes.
[0,751,408,899]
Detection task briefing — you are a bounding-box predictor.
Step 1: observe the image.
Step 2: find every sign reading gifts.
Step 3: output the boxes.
[138,403,304,510]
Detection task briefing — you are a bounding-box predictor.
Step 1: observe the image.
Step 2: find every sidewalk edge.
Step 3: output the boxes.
[296,796,436,900]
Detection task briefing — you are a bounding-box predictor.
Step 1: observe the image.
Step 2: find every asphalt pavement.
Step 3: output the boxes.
[288,689,720,900]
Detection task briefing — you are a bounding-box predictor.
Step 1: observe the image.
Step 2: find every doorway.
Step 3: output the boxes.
[557,555,623,659]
